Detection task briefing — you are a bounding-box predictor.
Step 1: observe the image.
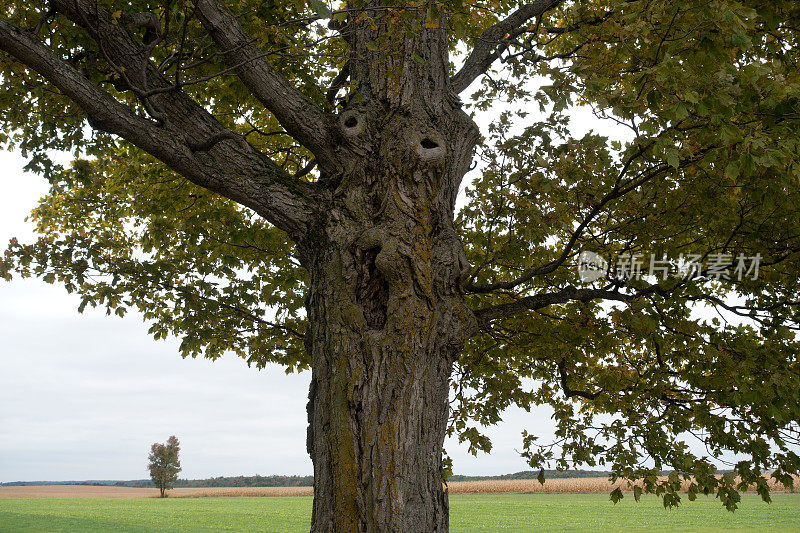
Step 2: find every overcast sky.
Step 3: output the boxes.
[0,150,558,482]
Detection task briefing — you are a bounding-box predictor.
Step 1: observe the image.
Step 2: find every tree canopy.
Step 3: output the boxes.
[1,0,799,513]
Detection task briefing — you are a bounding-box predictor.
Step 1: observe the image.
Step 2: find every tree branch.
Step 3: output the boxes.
[466,133,711,294]
[451,0,566,94]
[558,359,602,400]
[466,150,668,294]
[194,0,340,172]
[326,61,350,106]
[473,283,668,323]
[0,13,317,241]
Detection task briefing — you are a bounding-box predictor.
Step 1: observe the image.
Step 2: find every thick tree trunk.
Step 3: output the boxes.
[305,281,463,531]
[301,102,479,530]
[295,6,480,530]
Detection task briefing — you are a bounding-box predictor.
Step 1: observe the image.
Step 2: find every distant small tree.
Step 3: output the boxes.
[147,436,181,498]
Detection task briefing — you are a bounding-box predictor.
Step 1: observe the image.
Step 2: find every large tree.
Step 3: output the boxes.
[1,0,799,530]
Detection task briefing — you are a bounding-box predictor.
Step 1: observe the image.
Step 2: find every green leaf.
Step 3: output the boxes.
[310,0,331,18]
[725,161,739,179]
[666,150,680,169]
[672,101,690,120]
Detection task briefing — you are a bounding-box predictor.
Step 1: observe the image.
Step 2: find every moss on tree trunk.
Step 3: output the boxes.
[301,107,479,530]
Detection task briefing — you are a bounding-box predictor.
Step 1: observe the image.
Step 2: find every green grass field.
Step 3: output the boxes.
[1,493,798,532]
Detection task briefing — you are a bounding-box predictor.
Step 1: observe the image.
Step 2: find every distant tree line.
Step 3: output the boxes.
[447,470,612,482]
[119,475,315,488]
[3,471,617,487]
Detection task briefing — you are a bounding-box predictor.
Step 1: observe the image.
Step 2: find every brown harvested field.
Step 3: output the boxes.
[2,477,796,499]
[446,476,798,494]
[0,485,163,499]
[448,478,626,494]
[0,485,312,499]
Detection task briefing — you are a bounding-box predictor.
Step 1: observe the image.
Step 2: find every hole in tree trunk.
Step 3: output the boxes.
[344,116,358,128]
[354,247,388,330]
[420,137,439,149]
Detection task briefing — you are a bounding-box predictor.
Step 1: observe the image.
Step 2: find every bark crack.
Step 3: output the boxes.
[354,246,389,330]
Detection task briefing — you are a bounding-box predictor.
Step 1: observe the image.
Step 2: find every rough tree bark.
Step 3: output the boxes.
[302,108,479,531]
[298,7,482,529]
[290,3,489,528]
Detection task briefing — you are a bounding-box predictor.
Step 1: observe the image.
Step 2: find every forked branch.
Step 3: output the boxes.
[451,0,566,94]
[195,0,340,171]
[473,283,669,323]
[0,15,317,240]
